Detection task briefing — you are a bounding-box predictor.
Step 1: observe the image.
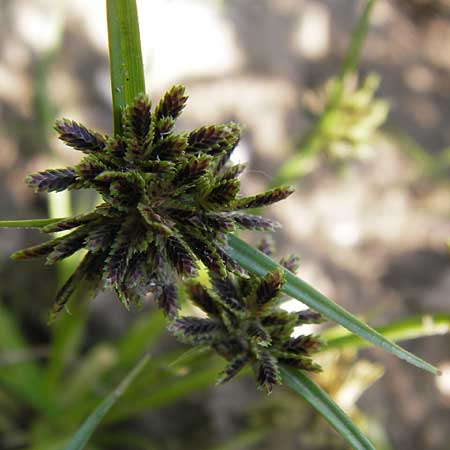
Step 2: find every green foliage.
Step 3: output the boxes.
[13,87,293,320]
[281,367,376,450]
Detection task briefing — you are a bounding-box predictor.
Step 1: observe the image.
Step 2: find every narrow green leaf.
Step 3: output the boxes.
[63,354,150,450]
[0,303,55,416]
[107,0,146,135]
[227,235,439,375]
[339,0,377,81]
[0,218,62,229]
[324,313,450,350]
[116,310,166,366]
[281,366,376,450]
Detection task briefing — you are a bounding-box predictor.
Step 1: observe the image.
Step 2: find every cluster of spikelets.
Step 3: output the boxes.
[12,85,294,321]
[169,239,324,394]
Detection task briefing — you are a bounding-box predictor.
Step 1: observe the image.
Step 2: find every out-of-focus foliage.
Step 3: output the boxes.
[0,302,218,450]
[303,74,389,161]
[273,73,389,184]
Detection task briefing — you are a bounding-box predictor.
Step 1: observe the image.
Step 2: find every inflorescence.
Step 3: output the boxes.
[12,85,294,322]
[13,86,324,393]
[169,239,324,393]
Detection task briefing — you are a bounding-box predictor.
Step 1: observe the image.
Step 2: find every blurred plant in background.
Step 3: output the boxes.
[302,74,388,163]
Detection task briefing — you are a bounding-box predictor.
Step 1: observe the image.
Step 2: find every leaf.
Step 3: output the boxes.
[0,304,53,415]
[281,366,376,450]
[116,311,166,367]
[63,354,150,450]
[324,313,450,350]
[107,0,146,135]
[227,235,440,375]
[338,0,377,81]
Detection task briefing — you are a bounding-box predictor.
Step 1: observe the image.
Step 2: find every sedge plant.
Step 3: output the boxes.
[0,1,444,450]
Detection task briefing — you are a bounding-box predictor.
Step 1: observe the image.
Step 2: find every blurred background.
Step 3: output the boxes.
[0,0,449,449]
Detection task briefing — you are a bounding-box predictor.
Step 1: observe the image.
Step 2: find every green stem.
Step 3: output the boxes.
[107,0,146,135]
[0,218,62,229]
[272,0,377,187]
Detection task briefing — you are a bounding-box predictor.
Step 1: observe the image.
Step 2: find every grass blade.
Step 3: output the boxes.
[227,235,439,375]
[324,313,450,350]
[63,354,150,450]
[339,0,377,81]
[281,366,376,450]
[107,0,146,135]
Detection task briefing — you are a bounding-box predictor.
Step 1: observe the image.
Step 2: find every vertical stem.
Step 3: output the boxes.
[107,0,146,135]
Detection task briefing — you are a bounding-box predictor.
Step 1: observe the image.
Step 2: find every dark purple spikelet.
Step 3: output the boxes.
[157,284,179,318]
[169,317,223,344]
[283,335,322,354]
[256,269,284,306]
[185,281,220,316]
[206,179,240,206]
[55,119,106,153]
[187,123,241,155]
[217,354,249,384]
[41,212,97,233]
[257,236,275,257]
[154,84,188,120]
[257,351,281,394]
[26,168,78,193]
[280,254,301,273]
[231,213,280,231]
[165,236,198,277]
[11,238,62,261]
[234,186,295,210]
[297,310,325,324]
[16,85,294,318]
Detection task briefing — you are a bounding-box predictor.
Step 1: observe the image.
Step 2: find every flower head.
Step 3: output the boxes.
[169,239,324,394]
[12,86,294,320]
